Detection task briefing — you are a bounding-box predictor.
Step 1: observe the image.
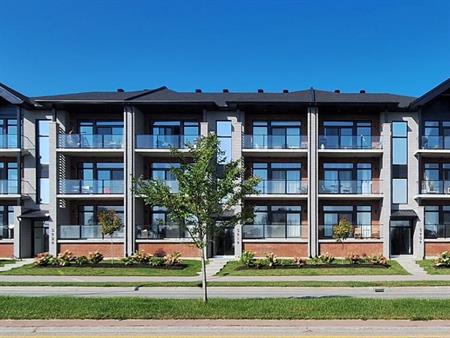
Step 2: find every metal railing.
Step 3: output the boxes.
[424,224,450,239]
[254,180,308,194]
[319,180,381,194]
[0,225,13,240]
[136,135,199,149]
[319,224,380,239]
[318,135,382,149]
[136,224,186,239]
[421,180,450,194]
[57,134,124,149]
[243,135,307,149]
[422,136,450,150]
[58,179,124,194]
[0,134,18,148]
[58,225,124,240]
[0,180,19,194]
[242,224,307,239]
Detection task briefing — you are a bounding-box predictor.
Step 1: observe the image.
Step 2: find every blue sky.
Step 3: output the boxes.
[1,0,449,97]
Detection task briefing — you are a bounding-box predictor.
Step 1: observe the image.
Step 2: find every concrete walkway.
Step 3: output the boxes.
[205,257,232,276]
[1,319,450,337]
[0,259,33,272]
[392,256,428,276]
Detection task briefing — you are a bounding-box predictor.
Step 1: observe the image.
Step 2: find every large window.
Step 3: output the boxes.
[217,121,232,162]
[37,120,50,203]
[0,116,18,148]
[423,121,450,149]
[425,206,450,238]
[78,120,123,148]
[0,206,14,239]
[243,205,302,239]
[321,205,372,239]
[422,163,450,194]
[0,161,18,194]
[251,121,302,149]
[151,163,180,192]
[392,121,408,204]
[252,162,303,194]
[152,121,199,148]
[320,163,373,194]
[321,121,372,149]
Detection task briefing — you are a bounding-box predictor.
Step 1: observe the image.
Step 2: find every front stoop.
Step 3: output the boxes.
[393,256,428,276]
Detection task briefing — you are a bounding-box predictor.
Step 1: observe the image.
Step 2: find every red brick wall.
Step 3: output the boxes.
[243,242,308,257]
[0,243,13,258]
[319,242,383,257]
[59,243,124,257]
[424,242,450,257]
[136,243,201,257]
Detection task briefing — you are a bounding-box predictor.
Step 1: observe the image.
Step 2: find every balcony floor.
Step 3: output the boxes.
[318,149,383,157]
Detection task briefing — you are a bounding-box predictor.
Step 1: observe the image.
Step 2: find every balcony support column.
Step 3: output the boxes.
[124,105,135,256]
[307,106,319,257]
[380,111,391,257]
[48,120,58,256]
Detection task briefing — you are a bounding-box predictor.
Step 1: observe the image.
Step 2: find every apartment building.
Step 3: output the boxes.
[0,78,449,260]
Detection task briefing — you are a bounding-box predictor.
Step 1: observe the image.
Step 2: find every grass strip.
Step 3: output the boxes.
[0,260,201,276]
[1,280,450,287]
[0,296,449,320]
[417,260,450,275]
[218,260,409,276]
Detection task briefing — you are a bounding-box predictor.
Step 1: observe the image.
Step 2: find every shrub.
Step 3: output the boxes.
[164,252,182,266]
[333,218,353,242]
[149,256,165,267]
[34,252,55,266]
[254,258,266,269]
[122,250,151,265]
[239,250,255,267]
[75,255,89,266]
[317,252,335,264]
[369,254,387,266]
[347,253,361,264]
[293,257,306,267]
[434,251,450,267]
[56,250,76,266]
[87,251,104,265]
[263,252,279,268]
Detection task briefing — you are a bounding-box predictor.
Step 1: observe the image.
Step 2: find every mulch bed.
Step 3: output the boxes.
[237,263,390,270]
[35,263,187,270]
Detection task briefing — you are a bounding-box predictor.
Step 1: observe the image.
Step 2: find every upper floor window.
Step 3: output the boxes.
[217,121,232,162]
[423,121,450,149]
[37,120,50,203]
[250,121,302,149]
[151,163,180,192]
[392,121,408,204]
[422,163,450,194]
[0,116,18,148]
[252,162,304,194]
[320,163,374,194]
[151,121,199,148]
[320,121,373,149]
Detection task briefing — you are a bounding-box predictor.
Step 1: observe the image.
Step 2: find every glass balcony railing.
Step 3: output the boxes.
[425,224,450,239]
[318,135,382,149]
[0,180,19,194]
[58,179,124,194]
[57,134,123,149]
[136,224,186,239]
[58,225,124,240]
[243,135,307,149]
[422,136,450,150]
[0,134,18,148]
[243,224,307,239]
[136,135,199,149]
[254,180,308,194]
[319,180,381,194]
[0,225,13,239]
[140,180,178,193]
[319,224,380,239]
[421,180,450,194]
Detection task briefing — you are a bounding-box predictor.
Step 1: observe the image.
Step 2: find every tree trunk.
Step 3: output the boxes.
[201,245,208,303]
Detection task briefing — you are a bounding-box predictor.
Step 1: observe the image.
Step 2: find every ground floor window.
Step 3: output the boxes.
[0,206,13,239]
[424,206,450,239]
[320,205,372,239]
[243,205,302,239]
[136,207,189,239]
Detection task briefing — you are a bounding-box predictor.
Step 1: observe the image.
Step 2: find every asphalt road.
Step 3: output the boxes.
[0,286,450,299]
[1,319,450,337]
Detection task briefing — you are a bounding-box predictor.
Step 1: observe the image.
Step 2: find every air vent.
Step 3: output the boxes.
[334,89,340,93]
[257,89,264,93]
[117,88,125,92]
[283,89,289,93]
[360,89,366,94]
[195,89,202,93]
[223,89,229,93]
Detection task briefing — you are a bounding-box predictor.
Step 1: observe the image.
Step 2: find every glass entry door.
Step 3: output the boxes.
[390,220,413,255]
[33,221,49,256]
[214,227,234,256]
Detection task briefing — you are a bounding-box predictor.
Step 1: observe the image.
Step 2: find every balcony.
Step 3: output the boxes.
[242,224,307,239]
[0,180,19,197]
[58,225,124,240]
[418,181,450,200]
[0,225,13,240]
[58,179,124,197]
[319,224,380,240]
[318,135,382,157]
[425,224,450,239]
[319,180,382,198]
[0,134,19,149]
[242,135,307,157]
[136,224,186,239]
[57,134,124,150]
[139,180,179,193]
[417,136,450,157]
[255,180,307,195]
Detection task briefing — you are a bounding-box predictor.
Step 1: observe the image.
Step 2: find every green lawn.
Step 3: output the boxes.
[0,260,15,267]
[417,260,450,275]
[0,296,449,320]
[0,260,201,276]
[218,260,408,276]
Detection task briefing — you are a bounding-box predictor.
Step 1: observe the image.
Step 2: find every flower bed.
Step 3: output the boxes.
[434,251,450,269]
[238,251,389,270]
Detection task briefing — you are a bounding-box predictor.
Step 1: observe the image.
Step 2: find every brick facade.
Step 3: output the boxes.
[243,242,308,257]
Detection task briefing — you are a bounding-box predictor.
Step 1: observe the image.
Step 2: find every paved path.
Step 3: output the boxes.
[1,319,450,336]
[0,259,33,273]
[393,256,428,276]
[205,257,231,276]
[1,286,449,299]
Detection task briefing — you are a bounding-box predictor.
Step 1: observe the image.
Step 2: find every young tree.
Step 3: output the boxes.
[134,133,259,303]
[332,218,354,243]
[98,209,123,264]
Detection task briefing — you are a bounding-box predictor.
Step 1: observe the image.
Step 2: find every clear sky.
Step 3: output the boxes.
[1,0,449,97]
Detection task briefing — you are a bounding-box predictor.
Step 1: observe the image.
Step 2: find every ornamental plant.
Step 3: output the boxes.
[333,218,354,242]
[263,252,279,267]
[56,250,77,266]
[293,257,307,267]
[87,251,104,264]
[347,252,361,264]
[317,252,335,264]
[369,254,388,266]
[164,251,182,267]
[98,209,123,264]
[434,251,450,267]
[239,250,255,267]
[34,252,56,266]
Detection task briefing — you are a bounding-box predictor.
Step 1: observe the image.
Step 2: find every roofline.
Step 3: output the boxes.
[411,77,450,107]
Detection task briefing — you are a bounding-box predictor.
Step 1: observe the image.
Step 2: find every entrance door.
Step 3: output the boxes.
[33,221,49,256]
[390,220,413,255]
[214,227,234,256]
